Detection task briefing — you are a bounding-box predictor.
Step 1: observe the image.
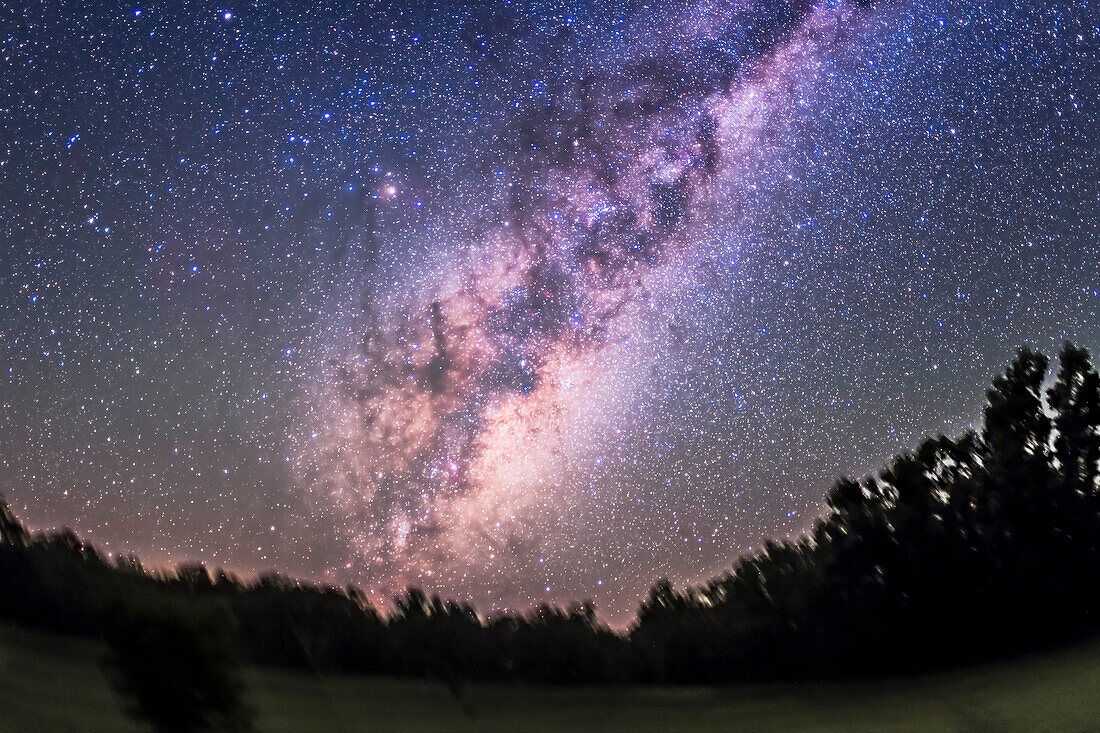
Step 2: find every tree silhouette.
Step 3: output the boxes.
[1045,342,1100,620]
[102,601,252,732]
[0,494,28,547]
[3,346,1100,688]
[1049,343,1100,499]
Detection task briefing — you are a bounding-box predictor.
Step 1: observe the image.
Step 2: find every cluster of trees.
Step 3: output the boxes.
[635,344,1100,680]
[2,344,1099,702]
[0,529,628,684]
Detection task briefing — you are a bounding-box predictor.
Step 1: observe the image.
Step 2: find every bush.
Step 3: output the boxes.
[102,600,252,732]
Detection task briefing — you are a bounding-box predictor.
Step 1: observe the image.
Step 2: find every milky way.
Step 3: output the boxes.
[1,0,1097,624]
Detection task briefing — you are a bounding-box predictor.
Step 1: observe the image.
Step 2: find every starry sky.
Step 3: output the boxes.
[1,0,1097,625]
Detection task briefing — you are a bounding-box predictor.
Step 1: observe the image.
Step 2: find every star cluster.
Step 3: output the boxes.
[1,0,1097,625]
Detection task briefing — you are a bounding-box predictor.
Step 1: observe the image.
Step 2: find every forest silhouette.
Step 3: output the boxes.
[2,343,1099,727]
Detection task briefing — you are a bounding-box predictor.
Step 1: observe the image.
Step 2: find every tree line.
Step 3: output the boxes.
[2,344,1099,700]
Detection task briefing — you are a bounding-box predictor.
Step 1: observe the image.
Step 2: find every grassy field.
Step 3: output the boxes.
[2,622,1098,732]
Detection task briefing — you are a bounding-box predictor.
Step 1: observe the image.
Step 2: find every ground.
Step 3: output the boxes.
[1,622,1098,731]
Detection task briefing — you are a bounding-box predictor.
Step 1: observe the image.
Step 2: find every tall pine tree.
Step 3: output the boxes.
[0,493,28,547]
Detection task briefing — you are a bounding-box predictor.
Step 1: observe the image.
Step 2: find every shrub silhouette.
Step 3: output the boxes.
[102,600,252,732]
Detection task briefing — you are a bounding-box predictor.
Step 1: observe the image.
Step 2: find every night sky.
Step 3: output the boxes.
[1,0,1097,625]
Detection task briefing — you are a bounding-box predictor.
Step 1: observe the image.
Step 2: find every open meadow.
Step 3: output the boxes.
[2,622,1098,732]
